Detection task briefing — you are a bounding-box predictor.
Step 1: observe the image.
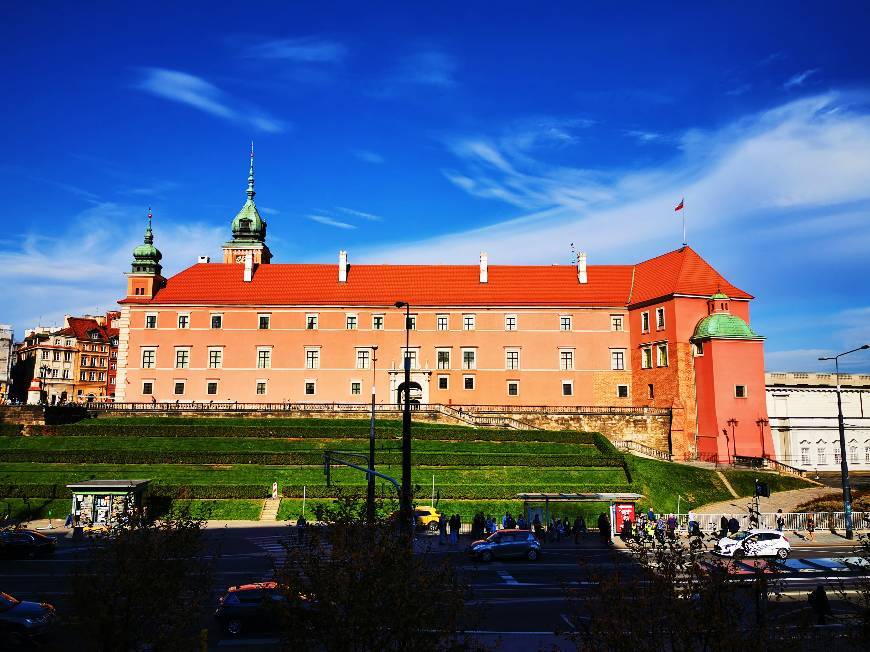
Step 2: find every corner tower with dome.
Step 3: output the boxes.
[222,143,272,265]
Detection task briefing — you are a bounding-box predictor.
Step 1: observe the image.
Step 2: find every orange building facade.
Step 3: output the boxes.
[116,153,772,460]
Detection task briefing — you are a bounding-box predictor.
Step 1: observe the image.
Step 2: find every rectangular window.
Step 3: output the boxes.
[648,383,655,399]
[462,349,476,370]
[66,339,73,347]
[177,314,189,329]
[463,375,475,390]
[560,315,572,331]
[560,349,574,371]
[346,314,358,330]
[305,381,316,396]
[463,314,475,331]
[62,370,69,380]
[507,381,519,397]
[611,315,624,331]
[641,347,652,369]
[403,349,418,369]
[866,446,870,463]
[818,447,826,465]
[145,314,157,329]
[306,314,318,330]
[641,312,650,333]
[562,381,573,396]
[735,385,747,398]
[53,351,60,361]
[82,356,89,367]
[141,349,156,369]
[372,315,384,330]
[693,341,704,356]
[64,351,72,362]
[98,372,105,381]
[407,315,417,330]
[656,307,665,330]
[174,381,185,395]
[356,349,370,369]
[42,350,49,360]
[257,349,271,369]
[437,350,450,370]
[834,448,841,464]
[505,350,520,370]
[142,381,154,395]
[850,446,858,463]
[617,385,629,398]
[211,314,222,329]
[437,375,448,390]
[437,315,448,331]
[656,343,668,367]
[306,349,320,369]
[258,314,270,330]
[208,349,222,369]
[801,447,810,465]
[350,382,361,396]
[504,315,517,331]
[256,381,267,396]
[175,349,189,369]
[611,350,626,371]
[207,381,218,395]
[80,371,86,381]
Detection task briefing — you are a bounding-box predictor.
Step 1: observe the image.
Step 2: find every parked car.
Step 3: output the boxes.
[0,591,55,640]
[0,529,56,558]
[469,529,541,562]
[714,529,790,559]
[215,582,288,636]
[413,506,442,532]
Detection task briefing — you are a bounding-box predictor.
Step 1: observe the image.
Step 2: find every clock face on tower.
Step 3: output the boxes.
[235,254,246,263]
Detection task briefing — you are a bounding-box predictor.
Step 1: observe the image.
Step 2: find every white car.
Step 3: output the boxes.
[714,529,790,559]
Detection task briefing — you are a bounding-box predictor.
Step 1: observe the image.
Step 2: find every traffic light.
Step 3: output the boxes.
[755,479,770,497]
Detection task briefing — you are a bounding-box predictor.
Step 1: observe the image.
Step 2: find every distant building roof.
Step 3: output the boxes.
[66,479,150,491]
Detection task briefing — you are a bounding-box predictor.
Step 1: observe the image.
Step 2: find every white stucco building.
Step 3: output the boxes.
[767,372,870,472]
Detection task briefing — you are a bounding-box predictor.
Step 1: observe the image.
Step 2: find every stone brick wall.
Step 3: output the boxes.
[0,405,45,425]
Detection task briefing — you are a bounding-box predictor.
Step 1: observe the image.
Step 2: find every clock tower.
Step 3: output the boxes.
[222,143,273,264]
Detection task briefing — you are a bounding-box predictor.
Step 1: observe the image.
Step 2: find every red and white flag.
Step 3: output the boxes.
[674,198,684,211]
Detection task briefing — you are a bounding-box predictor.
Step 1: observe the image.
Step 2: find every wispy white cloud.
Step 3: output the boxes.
[259,206,280,215]
[244,36,347,63]
[784,68,819,90]
[136,68,285,133]
[306,214,356,229]
[336,206,381,221]
[350,149,384,164]
[624,129,663,144]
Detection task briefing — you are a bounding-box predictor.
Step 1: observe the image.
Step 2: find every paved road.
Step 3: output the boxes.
[2,527,866,650]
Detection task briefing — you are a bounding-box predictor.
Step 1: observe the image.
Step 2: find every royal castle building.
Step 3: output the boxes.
[117,150,773,461]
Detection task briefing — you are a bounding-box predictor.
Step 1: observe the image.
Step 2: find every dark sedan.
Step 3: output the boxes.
[215,582,286,636]
[0,529,56,558]
[0,592,55,641]
[469,529,542,562]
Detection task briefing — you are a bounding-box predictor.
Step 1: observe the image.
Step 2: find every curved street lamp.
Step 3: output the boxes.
[394,301,413,536]
[818,344,869,539]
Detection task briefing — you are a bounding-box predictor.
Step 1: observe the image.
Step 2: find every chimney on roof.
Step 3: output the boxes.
[577,251,587,284]
[243,251,253,282]
[479,251,488,283]
[64,314,71,327]
[338,250,348,283]
[198,255,210,264]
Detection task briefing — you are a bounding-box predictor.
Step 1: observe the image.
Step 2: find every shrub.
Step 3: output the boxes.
[281,483,637,500]
[0,424,21,436]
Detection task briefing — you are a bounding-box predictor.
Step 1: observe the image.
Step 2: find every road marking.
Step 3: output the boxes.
[560,613,576,630]
[497,570,520,585]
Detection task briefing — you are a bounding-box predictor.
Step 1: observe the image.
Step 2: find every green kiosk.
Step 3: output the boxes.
[66,479,150,527]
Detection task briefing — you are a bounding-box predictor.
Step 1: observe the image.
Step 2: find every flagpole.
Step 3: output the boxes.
[682,204,686,247]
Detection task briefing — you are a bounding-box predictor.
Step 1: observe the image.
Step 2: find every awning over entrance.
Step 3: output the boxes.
[66,479,150,527]
[517,492,644,502]
[517,492,645,536]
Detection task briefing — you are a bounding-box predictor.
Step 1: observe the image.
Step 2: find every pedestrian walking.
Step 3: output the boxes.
[806,514,815,542]
[438,513,447,545]
[776,509,785,532]
[719,514,729,538]
[687,510,697,536]
[598,513,611,545]
[728,515,740,536]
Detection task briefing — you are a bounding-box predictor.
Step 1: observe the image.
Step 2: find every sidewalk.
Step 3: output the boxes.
[694,486,838,515]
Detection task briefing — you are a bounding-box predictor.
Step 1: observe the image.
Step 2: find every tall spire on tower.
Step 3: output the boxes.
[144,207,154,244]
[247,141,255,200]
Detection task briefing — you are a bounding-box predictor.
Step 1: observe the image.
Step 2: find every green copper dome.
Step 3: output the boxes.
[693,313,761,340]
[228,144,267,243]
[130,211,163,275]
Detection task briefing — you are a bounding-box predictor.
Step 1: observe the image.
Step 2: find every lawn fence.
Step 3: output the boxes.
[684,511,870,533]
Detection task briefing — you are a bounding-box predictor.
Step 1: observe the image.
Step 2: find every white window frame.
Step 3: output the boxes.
[346,313,358,330]
[656,343,668,367]
[407,314,417,330]
[692,341,704,356]
[177,313,190,329]
[305,348,320,370]
[561,380,574,397]
[559,315,572,331]
[356,348,371,369]
[463,314,476,331]
[641,346,652,369]
[504,314,517,331]
[350,380,362,396]
[437,374,449,390]
[461,348,477,370]
[611,314,625,332]
[145,313,158,329]
[641,311,650,334]
[610,349,626,371]
[463,374,476,390]
[173,380,186,396]
[142,380,155,395]
[174,347,190,369]
[258,313,271,330]
[304,379,316,396]
[559,348,575,371]
[735,384,747,399]
[210,313,223,329]
[401,347,419,369]
[207,347,223,369]
[656,307,665,330]
[255,379,268,396]
[436,314,449,331]
[616,384,629,398]
[206,380,219,396]
[306,313,318,330]
[507,380,520,397]
[801,447,810,466]
[817,446,827,465]
[256,347,272,369]
[436,348,451,370]
[505,349,520,371]
[141,347,157,369]
[372,314,385,330]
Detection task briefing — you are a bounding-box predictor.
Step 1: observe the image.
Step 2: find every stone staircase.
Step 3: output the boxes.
[260,498,281,521]
[433,404,539,430]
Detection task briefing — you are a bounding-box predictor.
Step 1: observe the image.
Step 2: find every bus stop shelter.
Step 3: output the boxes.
[517,492,645,536]
[66,479,150,527]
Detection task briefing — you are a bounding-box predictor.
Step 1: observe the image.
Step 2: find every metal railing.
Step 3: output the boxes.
[687,511,870,533]
[463,404,671,416]
[614,440,672,461]
[433,404,539,430]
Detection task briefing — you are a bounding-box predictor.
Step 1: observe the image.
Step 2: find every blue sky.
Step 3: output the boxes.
[2,2,870,371]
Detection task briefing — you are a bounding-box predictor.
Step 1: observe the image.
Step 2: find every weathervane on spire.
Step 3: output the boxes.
[247,142,255,200]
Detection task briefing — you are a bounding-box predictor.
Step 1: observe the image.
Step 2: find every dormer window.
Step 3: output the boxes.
[239,218,252,232]
[90,331,100,341]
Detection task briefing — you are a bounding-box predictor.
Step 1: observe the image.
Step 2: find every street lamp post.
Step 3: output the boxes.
[755,418,769,460]
[367,345,378,525]
[394,301,413,537]
[819,344,869,540]
[40,364,51,405]
[727,418,739,461]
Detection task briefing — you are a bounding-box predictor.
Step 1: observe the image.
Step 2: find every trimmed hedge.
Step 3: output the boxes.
[0,424,21,436]
[0,483,269,499]
[0,449,624,468]
[24,424,602,444]
[281,483,638,499]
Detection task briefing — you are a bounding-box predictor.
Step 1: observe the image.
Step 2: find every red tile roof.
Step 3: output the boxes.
[120,246,750,308]
[629,246,751,305]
